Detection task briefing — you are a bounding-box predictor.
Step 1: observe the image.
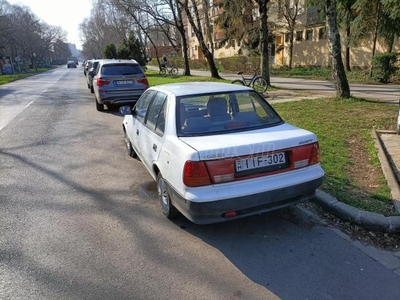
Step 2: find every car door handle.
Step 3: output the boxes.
[136,129,139,135]
[153,144,157,152]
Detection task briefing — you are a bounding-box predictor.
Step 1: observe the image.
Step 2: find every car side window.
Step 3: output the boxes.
[134,90,156,123]
[146,92,167,134]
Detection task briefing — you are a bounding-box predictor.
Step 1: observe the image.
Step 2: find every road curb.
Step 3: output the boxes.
[312,190,400,233]
[310,129,400,233]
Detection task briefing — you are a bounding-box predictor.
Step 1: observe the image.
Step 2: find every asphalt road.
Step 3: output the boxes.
[1,67,400,299]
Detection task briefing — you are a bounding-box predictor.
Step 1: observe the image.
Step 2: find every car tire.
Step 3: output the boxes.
[90,85,94,93]
[124,130,137,158]
[95,96,104,112]
[157,173,178,219]
[87,83,90,89]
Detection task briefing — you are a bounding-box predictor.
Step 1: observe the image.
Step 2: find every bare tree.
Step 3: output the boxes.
[254,0,271,85]
[178,0,220,79]
[80,0,133,58]
[326,0,350,98]
[279,0,301,69]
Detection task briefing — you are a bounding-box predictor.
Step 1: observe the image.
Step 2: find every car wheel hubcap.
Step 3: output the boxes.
[158,177,168,210]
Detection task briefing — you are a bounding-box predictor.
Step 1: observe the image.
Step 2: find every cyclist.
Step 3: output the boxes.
[161,55,168,69]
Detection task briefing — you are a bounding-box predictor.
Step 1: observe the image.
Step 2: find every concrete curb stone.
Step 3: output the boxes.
[313,190,400,233]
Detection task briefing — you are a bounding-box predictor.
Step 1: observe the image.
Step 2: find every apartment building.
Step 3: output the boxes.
[183,0,399,68]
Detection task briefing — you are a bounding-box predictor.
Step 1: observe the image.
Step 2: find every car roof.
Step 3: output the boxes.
[98,59,139,65]
[150,82,253,97]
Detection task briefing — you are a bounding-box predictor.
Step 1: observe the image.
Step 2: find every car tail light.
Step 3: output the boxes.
[137,77,149,88]
[96,78,110,87]
[309,142,320,165]
[183,161,212,187]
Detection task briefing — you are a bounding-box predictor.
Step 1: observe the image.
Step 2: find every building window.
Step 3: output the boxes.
[306,29,313,41]
[296,31,303,41]
[319,27,326,40]
[195,45,198,51]
[237,39,241,47]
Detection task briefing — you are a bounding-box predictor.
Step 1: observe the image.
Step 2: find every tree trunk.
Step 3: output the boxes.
[183,0,220,78]
[326,0,350,98]
[258,0,271,86]
[175,0,191,75]
[345,26,351,71]
[369,1,381,77]
[288,29,294,69]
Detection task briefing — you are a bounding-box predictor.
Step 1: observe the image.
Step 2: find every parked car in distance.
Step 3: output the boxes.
[67,61,77,68]
[119,82,325,224]
[93,59,149,111]
[85,59,100,93]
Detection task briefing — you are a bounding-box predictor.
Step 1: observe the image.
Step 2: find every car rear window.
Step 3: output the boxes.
[101,64,143,76]
[177,91,283,136]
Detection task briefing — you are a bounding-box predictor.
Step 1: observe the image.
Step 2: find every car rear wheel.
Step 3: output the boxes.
[157,173,178,219]
[95,96,104,111]
[124,130,137,158]
[90,85,94,93]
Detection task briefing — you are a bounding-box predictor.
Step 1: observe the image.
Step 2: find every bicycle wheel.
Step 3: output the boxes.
[170,66,179,76]
[232,79,245,86]
[252,77,268,94]
[159,68,167,77]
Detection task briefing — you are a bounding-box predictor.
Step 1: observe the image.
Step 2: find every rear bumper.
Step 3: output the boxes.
[168,170,324,224]
[97,93,143,105]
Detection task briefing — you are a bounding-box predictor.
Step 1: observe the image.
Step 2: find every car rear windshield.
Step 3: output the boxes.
[177,90,283,137]
[101,64,143,76]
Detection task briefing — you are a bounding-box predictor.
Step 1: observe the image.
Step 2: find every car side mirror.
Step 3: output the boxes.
[120,105,133,115]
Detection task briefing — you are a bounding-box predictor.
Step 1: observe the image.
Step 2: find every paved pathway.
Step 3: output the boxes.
[381,133,400,184]
[149,66,400,104]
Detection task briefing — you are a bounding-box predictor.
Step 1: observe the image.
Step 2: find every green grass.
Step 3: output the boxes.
[145,70,232,86]
[270,66,397,84]
[0,68,52,85]
[272,97,398,215]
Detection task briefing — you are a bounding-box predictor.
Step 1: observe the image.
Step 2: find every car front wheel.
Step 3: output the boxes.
[157,173,178,219]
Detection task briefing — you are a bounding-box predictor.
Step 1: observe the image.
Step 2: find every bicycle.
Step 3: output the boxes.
[231,68,268,94]
[159,64,179,77]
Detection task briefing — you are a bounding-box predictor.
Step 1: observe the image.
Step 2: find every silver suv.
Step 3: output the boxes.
[92,59,149,111]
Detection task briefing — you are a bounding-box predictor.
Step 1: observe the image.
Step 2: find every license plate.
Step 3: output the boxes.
[116,80,133,85]
[235,152,286,172]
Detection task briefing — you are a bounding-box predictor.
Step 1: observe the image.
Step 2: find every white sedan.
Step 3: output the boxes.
[120,82,324,224]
